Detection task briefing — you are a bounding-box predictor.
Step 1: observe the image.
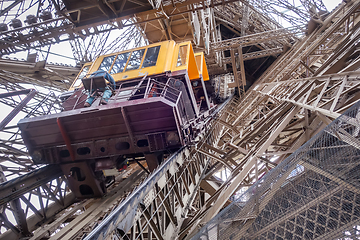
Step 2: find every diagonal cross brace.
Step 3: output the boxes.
[0,89,37,131]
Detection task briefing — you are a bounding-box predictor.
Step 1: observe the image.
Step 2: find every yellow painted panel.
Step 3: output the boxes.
[68,40,208,91]
[172,41,200,80]
[195,54,201,72]
[88,40,176,83]
[187,44,200,80]
[195,52,209,81]
[161,40,176,72]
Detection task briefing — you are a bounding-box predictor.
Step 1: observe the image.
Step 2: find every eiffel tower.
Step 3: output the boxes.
[2,1,360,239]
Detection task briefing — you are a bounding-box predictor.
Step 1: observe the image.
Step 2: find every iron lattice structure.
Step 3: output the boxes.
[193,96,360,240]
[0,0,327,62]
[2,0,359,239]
[0,1,147,63]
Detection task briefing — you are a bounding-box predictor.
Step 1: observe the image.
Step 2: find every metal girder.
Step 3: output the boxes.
[0,0,310,66]
[1,0,352,239]
[79,69,360,239]
[0,165,62,206]
[211,27,300,51]
[186,2,360,238]
[0,178,75,239]
[45,168,145,240]
[0,0,225,60]
[186,72,360,232]
[0,19,144,62]
[0,163,145,240]
[194,100,360,240]
[257,0,360,84]
[222,47,284,63]
[0,75,67,238]
[79,65,360,239]
[82,141,209,239]
[0,1,147,62]
[0,78,62,115]
[0,89,37,131]
[230,48,242,94]
[69,1,360,239]
[134,0,241,51]
[0,0,22,17]
[0,59,79,90]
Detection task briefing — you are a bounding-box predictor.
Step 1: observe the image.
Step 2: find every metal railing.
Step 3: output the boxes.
[113,78,182,105]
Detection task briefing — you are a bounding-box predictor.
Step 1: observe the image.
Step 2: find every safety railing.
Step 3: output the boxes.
[112,78,182,104]
[111,77,194,126]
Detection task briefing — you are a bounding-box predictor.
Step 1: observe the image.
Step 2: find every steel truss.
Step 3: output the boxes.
[0,1,146,63]
[0,0,326,64]
[80,69,360,239]
[194,95,360,240]
[0,76,71,239]
[69,1,360,239]
[1,0,351,239]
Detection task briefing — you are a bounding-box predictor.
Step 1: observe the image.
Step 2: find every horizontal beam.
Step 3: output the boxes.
[0,165,63,206]
[222,47,284,63]
[260,91,341,119]
[211,27,301,51]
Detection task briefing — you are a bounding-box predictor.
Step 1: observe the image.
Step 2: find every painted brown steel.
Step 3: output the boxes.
[57,118,76,161]
[0,89,36,131]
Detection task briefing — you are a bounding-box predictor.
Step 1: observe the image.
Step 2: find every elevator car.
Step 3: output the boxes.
[18,40,212,198]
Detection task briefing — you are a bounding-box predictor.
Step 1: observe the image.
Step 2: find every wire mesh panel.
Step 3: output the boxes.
[193,100,360,240]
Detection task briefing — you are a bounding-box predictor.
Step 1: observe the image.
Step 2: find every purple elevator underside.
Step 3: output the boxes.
[17,73,211,198]
[18,77,195,165]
